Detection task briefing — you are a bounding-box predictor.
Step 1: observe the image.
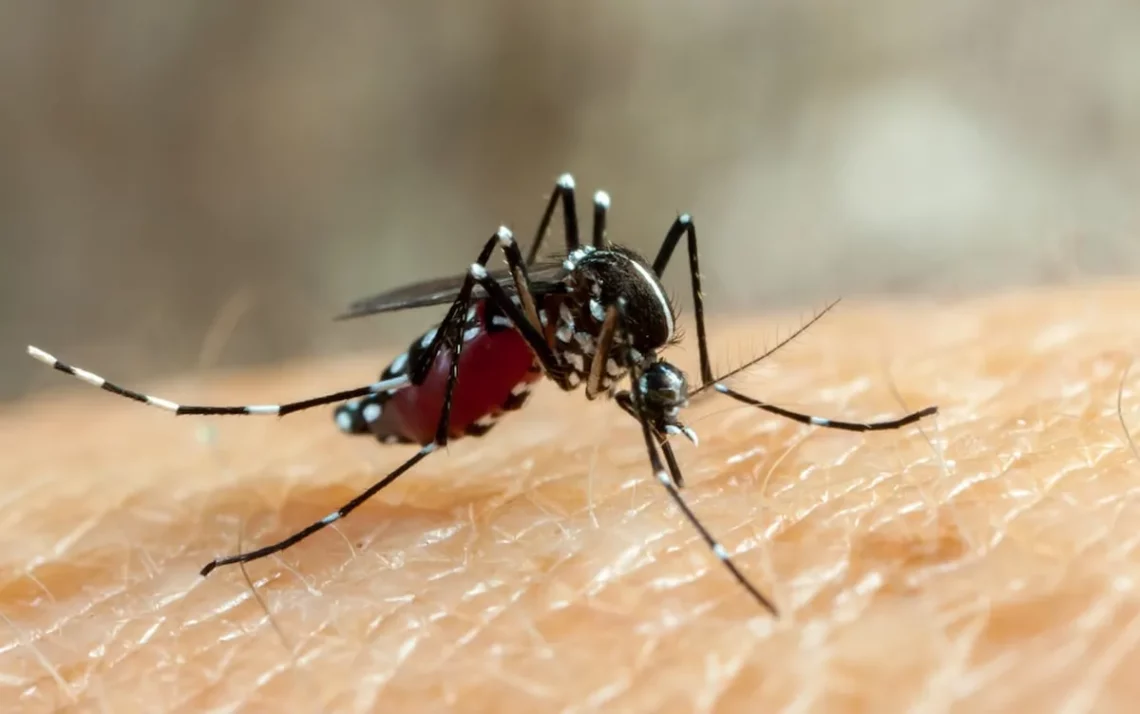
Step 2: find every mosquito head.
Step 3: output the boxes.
[636,360,698,445]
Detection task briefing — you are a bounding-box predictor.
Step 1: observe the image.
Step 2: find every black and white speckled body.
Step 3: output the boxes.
[541,244,678,395]
[334,244,677,444]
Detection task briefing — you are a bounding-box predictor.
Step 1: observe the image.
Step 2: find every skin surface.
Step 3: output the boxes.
[4,282,1140,713]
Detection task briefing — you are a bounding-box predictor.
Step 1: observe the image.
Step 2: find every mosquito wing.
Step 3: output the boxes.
[335,260,570,320]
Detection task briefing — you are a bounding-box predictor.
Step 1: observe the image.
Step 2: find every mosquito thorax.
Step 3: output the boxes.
[545,244,676,393]
[562,245,675,354]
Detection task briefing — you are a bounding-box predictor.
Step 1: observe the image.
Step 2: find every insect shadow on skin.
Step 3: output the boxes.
[26,173,938,617]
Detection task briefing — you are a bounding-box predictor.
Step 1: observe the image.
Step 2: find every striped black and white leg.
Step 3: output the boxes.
[649,214,716,385]
[648,212,938,431]
[409,225,556,383]
[199,442,437,576]
[467,263,564,377]
[525,173,581,265]
[629,370,779,616]
[203,225,554,576]
[26,345,410,417]
[713,384,938,432]
[592,189,610,248]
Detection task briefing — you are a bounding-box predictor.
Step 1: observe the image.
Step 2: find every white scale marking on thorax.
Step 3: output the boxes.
[625,257,674,340]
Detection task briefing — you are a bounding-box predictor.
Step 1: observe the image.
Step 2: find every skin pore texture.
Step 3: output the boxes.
[4,281,1140,713]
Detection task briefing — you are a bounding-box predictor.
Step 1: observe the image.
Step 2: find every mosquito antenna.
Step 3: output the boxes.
[691,298,842,396]
[694,299,938,433]
[27,345,409,417]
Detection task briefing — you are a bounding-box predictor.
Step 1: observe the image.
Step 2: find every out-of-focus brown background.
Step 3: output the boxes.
[4,2,1139,402]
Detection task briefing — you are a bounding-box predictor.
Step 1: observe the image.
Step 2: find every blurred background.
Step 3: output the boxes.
[4,1,1139,402]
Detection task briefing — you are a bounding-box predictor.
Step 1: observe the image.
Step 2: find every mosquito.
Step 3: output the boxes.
[27,173,937,616]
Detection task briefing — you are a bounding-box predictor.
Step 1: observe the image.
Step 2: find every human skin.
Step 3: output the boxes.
[4,282,1140,713]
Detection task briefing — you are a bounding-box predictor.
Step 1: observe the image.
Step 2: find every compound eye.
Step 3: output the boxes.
[642,363,688,407]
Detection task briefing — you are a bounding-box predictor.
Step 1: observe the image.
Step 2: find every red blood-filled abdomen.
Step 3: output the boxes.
[374,310,541,444]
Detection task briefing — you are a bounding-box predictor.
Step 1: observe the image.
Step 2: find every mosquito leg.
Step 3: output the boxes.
[201,355,457,574]
[647,217,939,429]
[650,219,840,392]
[526,173,581,265]
[408,226,546,385]
[659,437,687,489]
[584,304,620,399]
[203,234,517,573]
[407,218,579,388]
[690,300,842,396]
[200,442,437,576]
[26,345,410,417]
[202,360,463,575]
[468,265,563,377]
[649,214,715,385]
[592,190,610,249]
[682,299,935,429]
[608,389,688,489]
[714,384,938,432]
[498,230,543,332]
[629,370,778,615]
[404,223,567,437]
[407,228,510,383]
